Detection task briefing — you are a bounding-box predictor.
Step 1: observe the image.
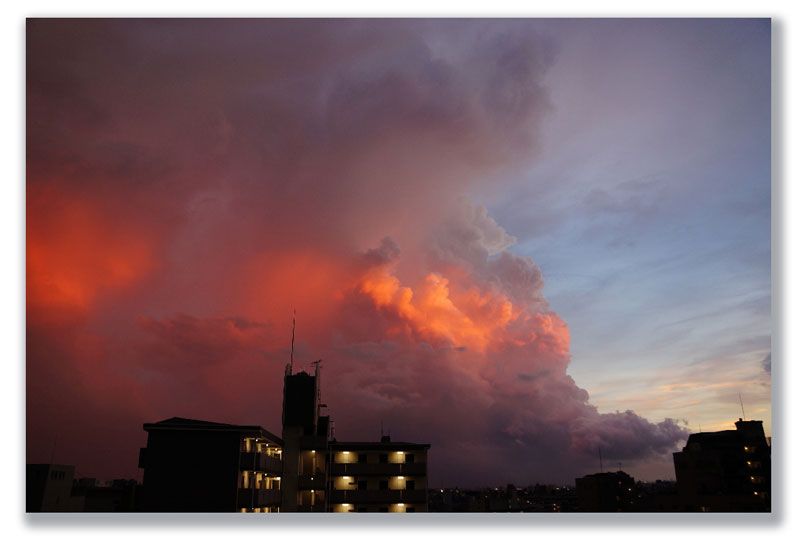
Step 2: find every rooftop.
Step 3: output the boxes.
[143,417,282,445]
[329,439,431,450]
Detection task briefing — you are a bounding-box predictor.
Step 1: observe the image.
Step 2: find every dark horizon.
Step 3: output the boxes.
[28,408,771,512]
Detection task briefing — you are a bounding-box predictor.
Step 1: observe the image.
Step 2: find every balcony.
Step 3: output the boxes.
[240,452,283,475]
[329,489,427,504]
[297,473,327,490]
[329,462,426,477]
[237,488,282,508]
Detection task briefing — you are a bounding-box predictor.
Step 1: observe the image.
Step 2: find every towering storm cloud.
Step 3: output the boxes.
[27,19,687,485]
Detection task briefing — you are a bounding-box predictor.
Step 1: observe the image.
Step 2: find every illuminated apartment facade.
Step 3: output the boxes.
[329,439,430,512]
[280,363,431,512]
[138,417,283,512]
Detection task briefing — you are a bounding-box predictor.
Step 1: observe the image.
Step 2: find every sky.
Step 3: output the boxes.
[26,18,771,486]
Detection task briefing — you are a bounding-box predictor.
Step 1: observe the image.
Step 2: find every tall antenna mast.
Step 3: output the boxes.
[312,359,322,405]
[289,309,296,375]
[739,392,747,420]
[598,447,604,473]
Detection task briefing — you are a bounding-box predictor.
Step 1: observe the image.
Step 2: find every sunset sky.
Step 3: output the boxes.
[26,18,771,486]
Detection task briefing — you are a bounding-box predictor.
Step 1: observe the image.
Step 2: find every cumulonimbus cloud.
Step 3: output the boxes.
[323,201,687,484]
[26,19,687,484]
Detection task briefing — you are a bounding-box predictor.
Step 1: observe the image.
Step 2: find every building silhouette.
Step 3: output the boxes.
[27,464,143,512]
[672,418,771,512]
[134,359,431,512]
[280,362,330,512]
[70,478,141,512]
[280,361,430,512]
[138,418,283,512]
[26,464,78,512]
[575,471,636,512]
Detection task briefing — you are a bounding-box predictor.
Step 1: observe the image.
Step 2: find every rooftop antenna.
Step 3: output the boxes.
[739,393,747,420]
[598,447,604,473]
[289,309,296,375]
[312,359,322,407]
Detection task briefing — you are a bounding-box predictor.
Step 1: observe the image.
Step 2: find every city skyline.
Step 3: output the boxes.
[26,18,771,487]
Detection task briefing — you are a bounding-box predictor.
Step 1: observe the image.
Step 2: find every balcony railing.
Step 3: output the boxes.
[237,488,282,508]
[240,452,283,475]
[329,489,426,504]
[329,462,426,477]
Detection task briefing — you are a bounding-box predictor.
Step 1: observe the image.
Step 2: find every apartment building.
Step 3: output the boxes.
[135,360,431,513]
[329,438,430,512]
[138,417,283,512]
[280,362,331,512]
[26,464,79,512]
[673,418,771,512]
[280,362,431,512]
[575,471,636,512]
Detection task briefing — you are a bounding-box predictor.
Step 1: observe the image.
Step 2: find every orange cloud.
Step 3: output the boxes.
[355,262,567,354]
[27,183,156,319]
[239,248,349,332]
